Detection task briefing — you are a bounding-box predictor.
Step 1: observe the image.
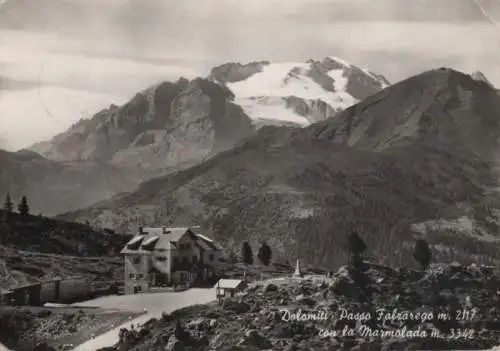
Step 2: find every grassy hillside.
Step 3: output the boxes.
[0,210,131,289]
[59,68,500,272]
[0,210,129,256]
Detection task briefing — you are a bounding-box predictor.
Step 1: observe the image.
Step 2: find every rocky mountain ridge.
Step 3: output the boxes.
[30,78,255,180]
[8,56,387,214]
[30,57,389,179]
[59,67,500,270]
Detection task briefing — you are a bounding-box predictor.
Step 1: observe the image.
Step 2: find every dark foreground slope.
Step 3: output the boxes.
[0,210,130,289]
[61,68,500,270]
[101,262,500,351]
[0,210,128,255]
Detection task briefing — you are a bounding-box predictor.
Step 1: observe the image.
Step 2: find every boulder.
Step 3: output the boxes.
[264,283,278,293]
[238,329,273,350]
[295,295,317,307]
[164,336,186,351]
[223,300,251,314]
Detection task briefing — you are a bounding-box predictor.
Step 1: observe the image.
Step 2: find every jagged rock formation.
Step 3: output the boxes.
[31,78,255,180]
[28,57,388,197]
[60,68,500,270]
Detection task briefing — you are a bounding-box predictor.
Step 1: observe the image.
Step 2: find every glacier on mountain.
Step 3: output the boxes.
[210,57,389,127]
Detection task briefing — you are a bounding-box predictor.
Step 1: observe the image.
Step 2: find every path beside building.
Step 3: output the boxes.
[73,288,216,350]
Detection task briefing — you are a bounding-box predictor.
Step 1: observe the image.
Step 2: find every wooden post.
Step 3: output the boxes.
[216,279,220,305]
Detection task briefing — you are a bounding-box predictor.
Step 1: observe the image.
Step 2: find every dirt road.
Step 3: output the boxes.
[73,288,216,350]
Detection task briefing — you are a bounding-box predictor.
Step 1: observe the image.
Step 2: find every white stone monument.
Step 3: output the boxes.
[293,259,303,278]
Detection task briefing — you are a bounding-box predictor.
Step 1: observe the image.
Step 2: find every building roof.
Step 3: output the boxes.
[214,279,246,289]
[195,239,212,252]
[196,234,222,251]
[121,227,221,255]
[0,288,13,295]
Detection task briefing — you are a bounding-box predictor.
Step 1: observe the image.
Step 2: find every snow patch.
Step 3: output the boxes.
[327,56,352,67]
[234,96,310,126]
[226,61,361,125]
[327,68,349,92]
[227,62,353,108]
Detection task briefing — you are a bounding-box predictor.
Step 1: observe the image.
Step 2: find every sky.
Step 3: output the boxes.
[0,0,500,151]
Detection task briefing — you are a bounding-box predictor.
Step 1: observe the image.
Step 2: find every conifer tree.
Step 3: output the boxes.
[347,231,367,254]
[241,241,254,265]
[413,237,432,270]
[346,230,367,267]
[3,193,13,213]
[257,242,272,266]
[17,196,29,216]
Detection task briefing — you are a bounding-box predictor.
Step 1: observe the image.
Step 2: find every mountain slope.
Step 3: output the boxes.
[31,58,388,181]
[31,78,256,180]
[59,68,500,270]
[0,149,136,215]
[310,67,500,154]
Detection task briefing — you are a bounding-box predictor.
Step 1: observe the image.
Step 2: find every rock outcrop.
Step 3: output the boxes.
[102,262,500,351]
[30,78,255,181]
[11,77,255,214]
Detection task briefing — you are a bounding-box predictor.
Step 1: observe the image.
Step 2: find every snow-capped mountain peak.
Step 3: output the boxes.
[208,57,390,127]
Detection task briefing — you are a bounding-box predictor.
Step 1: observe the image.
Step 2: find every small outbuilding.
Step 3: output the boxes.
[214,279,247,303]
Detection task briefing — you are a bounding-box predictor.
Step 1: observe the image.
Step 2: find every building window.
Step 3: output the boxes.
[157,256,167,262]
[138,273,144,279]
[209,254,214,262]
[182,256,189,264]
[129,273,135,279]
[132,256,141,264]
[192,255,197,263]
[173,257,179,266]
[186,243,191,249]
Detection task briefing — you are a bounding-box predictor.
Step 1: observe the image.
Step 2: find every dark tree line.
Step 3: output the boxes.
[235,231,431,273]
[3,193,30,217]
[346,230,432,271]
[240,241,273,266]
